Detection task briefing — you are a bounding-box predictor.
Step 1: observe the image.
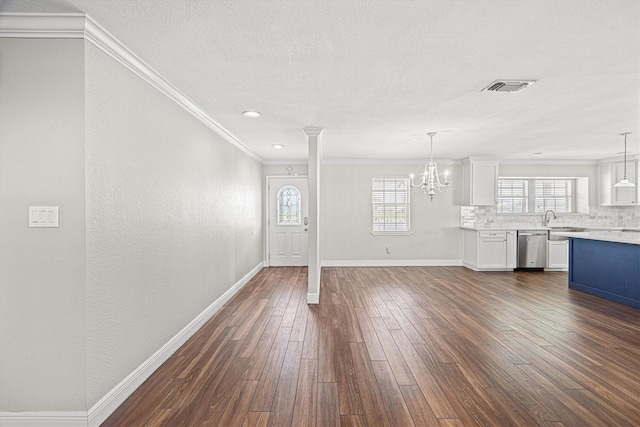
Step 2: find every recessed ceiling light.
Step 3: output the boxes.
[242,111,261,118]
[272,144,284,149]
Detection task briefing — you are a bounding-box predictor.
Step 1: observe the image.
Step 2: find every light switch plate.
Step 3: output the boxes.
[29,206,59,228]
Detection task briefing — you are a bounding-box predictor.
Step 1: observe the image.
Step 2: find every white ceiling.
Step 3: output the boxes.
[3,0,639,162]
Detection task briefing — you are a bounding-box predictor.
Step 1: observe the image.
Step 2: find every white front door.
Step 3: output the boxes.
[268,177,309,266]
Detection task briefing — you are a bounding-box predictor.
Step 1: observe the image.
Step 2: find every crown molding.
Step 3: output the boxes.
[500,159,597,165]
[322,158,460,165]
[0,12,264,164]
[0,12,85,38]
[262,160,309,166]
[595,154,640,164]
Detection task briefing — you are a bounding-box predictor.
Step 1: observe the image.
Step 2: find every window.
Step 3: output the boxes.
[277,185,301,225]
[534,179,572,213]
[498,178,573,214]
[372,177,410,234]
[497,179,529,213]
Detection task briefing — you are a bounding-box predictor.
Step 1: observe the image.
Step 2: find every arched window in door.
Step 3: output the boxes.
[277,185,301,225]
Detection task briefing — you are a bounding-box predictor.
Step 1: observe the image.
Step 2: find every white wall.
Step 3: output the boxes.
[0,37,264,412]
[321,163,462,263]
[262,163,308,177]
[0,39,87,411]
[84,42,263,407]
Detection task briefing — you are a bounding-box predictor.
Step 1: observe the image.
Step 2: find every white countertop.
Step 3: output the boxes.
[553,230,640,245]
[461,226,550,231]
[461,225,630,232]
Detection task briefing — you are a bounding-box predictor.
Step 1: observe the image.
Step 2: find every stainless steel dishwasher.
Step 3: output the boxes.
[517,230,547,269]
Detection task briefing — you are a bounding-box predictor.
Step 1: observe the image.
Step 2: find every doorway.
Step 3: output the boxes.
[266,176,309,266]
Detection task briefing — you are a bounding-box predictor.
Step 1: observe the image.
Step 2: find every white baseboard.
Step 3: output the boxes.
[321,259,463,267]
[307,292,319,304]
[0,412,88,427]
[0,265,264,427]
[87,262,264,427]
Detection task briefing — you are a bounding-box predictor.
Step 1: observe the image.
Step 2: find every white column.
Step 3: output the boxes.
[303,126,322,304]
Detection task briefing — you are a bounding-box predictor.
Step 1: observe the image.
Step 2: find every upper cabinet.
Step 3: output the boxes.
[461,158,499,206]
[597,156,638,206]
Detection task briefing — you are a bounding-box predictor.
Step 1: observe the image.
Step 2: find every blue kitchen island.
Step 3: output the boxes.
[556,231,640,309]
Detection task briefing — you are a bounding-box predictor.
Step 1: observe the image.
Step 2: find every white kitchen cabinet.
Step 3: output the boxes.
[479,231,507,268]
[547,240,568,270]
[597,158,638,206]
[461,158,499,206]
[506,230,517,269]
[463,230,512,271]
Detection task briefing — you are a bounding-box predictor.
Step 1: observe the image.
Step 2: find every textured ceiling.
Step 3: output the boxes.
[3,0,639,162]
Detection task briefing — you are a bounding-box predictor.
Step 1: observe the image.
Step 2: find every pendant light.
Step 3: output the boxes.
[614,132,635,188]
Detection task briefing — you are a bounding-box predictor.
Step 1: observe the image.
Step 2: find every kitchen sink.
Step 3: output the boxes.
[548,227,587,241]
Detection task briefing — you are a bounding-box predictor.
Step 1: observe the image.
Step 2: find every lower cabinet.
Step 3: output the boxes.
[506,231,517,269]
[463,230,516,271]
[479,231,507,269]
[547,240,569,270]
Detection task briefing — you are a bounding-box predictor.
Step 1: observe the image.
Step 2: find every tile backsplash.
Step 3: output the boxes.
[460,205,640,229]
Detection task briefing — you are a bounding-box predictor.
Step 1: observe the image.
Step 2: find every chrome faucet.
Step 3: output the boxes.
[543,209,557,226]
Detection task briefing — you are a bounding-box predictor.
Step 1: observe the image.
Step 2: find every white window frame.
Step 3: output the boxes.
[534,179,573,213]
[497,179,529,214]
[371,177,412,236]
[276,185,302,225]
[497,178,575,214]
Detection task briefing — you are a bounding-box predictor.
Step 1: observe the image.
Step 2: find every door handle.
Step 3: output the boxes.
[304,228,308,231]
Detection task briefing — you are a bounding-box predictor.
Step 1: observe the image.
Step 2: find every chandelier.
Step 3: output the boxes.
[409,132,450,201]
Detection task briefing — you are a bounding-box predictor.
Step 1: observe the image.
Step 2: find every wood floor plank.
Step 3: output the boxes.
[301,308,320,359]
[249,327,292,411]
[290,293,309,342]
[371,361,415,426]
[101,266,640,427]
[389,328,458,419]
[317,315,336,382]
[217,380,258,427]
[268,341,303,427]
[291,358,317,427]
[233,299,270,340]
[399,385,440,426]
[242,412,270,427]
[243,316,284,378]
[340,414,366,427]
[370,316,417,386]
[316,382,340,427]
[333,319,363,415]
[350,342,391,426]
[354,307,386,361]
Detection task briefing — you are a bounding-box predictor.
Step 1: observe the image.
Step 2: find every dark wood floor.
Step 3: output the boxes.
[102,266,640,426]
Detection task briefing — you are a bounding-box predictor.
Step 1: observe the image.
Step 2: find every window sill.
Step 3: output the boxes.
[370,231,413,236]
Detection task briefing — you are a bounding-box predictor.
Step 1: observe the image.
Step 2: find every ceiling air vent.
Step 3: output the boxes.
[482,80,536,93]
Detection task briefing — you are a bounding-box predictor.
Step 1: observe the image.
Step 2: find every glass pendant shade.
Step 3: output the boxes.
[614,132,636,188]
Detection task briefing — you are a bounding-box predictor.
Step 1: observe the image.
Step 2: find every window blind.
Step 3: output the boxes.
[534,179,572,213]
[497,179,529,213]
[372,178,410,233]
